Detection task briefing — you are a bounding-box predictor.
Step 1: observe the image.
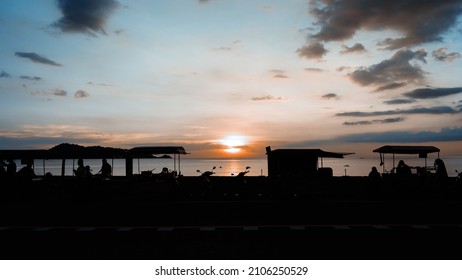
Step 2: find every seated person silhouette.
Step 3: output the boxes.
[97,158,112,177]
[434,158,448,180]
[85,165,93,178]
[73,159,85,178]
[368,166,381,180]
[157,167,171,181]
[396,160,412,177]
[17,162,36,178]
[5,159,17,176]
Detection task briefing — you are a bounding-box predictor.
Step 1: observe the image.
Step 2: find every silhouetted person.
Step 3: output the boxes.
[74,159,85,178]
[434,158,448,181]
[85,165,93,178]
[368,166,381,181]
[0,160,5,176]
[5,159,16,177]
[17,162,35,178]
[396,160,412,177]
[97,158,112,177]
[158,167,170,180]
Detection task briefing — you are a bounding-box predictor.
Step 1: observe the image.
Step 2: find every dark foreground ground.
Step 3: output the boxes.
[2,175,462,259]
[2,199,462,259]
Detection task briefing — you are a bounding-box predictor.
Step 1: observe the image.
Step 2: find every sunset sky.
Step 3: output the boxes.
[1,0,462,158]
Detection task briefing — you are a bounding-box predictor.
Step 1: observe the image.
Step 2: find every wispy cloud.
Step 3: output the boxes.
[321,93,339,100]
[374,82,407,92]
[403,87,462,99]
[292,127,462,146]
[53,88,67,96]
[15,52,62,67]
[20,76,42,81]
[340,43,367,54]
[273,74,289,79]
[383,99,416,105]
[52,0,119,35]
[432,48,461,62]
[251,95,287,101]
[343,117,405,126]
[349,49,427,90]
[88,81,112,87]
[0,71,11,78]
[336,106,459,117]
[74,90,90,98]
[304,67,324,72]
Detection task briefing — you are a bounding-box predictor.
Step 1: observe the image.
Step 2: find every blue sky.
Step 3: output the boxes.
[1,0,462,157]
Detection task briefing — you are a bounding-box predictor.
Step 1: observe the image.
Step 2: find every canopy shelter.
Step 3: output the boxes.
[373,145,440,173]
[0,145,127,176]
[127,146,188,176]
[0,144,188,177]
[265,146,353,178]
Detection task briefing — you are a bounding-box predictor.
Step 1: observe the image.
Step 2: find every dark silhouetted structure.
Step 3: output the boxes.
[373,145,440,175]
[266,146,352,178]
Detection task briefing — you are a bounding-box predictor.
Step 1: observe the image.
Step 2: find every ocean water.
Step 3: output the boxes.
[23,155,462,177]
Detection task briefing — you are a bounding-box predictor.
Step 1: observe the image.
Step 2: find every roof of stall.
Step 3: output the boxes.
[0,144,188,160]
[268,149,353,158]
[373,145,440,155]
[128,146,188,158]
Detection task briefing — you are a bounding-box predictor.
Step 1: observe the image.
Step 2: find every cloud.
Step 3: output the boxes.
[15,52,62,66]
[432,48,461,62]
[74,90,90,98]
[293,127,462,146]
[296,42,328,60]
[343,117,405,126]
[304,67,324,72]
[349,49,427,89]
[340,43,367,54]
[339,127,462,143]
[273,74,289,79]
[88,81,112,87]
[373,82,407,92]
[321,93,339,100]
[52,0,119,35]
[308,0,462,50]
[20,76,42,81]
[251,95,287,101]
[383,99,416,105]
[53,88,67,96]
[403,87,462,99]
[336,106,459,117]
[0,71,11,78]
[336,66,351,72]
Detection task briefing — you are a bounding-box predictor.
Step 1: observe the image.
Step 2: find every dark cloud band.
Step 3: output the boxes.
[15,52,62,66]
[336,106,459,117]
[403,87,462,99]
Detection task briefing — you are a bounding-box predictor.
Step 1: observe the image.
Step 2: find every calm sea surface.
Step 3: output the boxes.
[25,155,462,177]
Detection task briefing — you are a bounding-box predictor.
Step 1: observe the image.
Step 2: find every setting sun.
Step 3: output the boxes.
[219,135,248,154]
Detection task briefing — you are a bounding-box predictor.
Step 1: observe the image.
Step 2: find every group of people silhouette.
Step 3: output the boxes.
[368,158,448,181]
[1,159,35,178]
[73,158,112,178]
